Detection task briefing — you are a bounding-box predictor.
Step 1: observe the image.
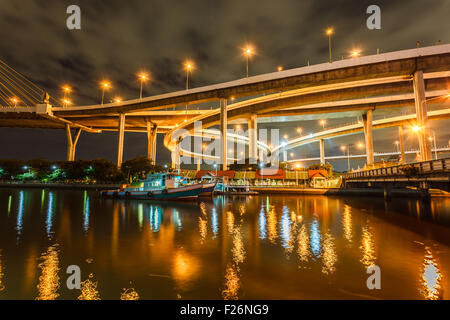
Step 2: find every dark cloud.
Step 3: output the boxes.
[0,0,449,169]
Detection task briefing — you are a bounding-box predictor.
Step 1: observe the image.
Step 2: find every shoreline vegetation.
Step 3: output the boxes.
[0,156,164,185]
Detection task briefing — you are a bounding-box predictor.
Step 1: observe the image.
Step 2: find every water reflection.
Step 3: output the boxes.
[83,191,90,233]
[0,251,4,292]
[322,232,337,275]
[16,191,24,238]
[211,207,218,238]
[342,205,353,244]
[421,247,442,300]
[258,206,267,240]
[297,224,310,265]
[78,273,100,300]
[36,244,60,300]
[46,192,55,238]
[360,224,376,268]
[280,206,293,252]
[121,286,140,300]
[172,249,200,290]
[0,189,449,299]
[310,219,322,258]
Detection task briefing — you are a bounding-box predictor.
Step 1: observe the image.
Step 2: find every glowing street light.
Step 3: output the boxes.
[320,119,326,129]
[412,125,421,132]
[277,66,283,72]
[184,61,194,90]
[243,45,255,78]
[137,72,149,99]
[283,134,289,140]
[62,99,72,107]
[113,97,122,103]
[296,127,303,134]
[62,85,72,100]
[350,49,361,58]
[326,28,334,63]
[10,97,19,107]
[100,81,111,105]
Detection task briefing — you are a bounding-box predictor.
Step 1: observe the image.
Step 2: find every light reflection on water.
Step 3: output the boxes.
[0,189,449,300]
[36,244,60,300]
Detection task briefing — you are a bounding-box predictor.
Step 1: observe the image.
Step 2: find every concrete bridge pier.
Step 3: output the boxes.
[116,114,126,168]
[146,121,158,164]
[65,124,82,161]
[362,109,374,167]
[220,98,228,171]
[248,114,258,164]
[319,139,325,165]
[413,70,432,161]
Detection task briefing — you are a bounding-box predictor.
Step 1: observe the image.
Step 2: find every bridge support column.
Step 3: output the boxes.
[319,139,325,165]
[413,70,432,161]
[398,126,406,163]
[65,124,82,162]
[146,121,158,164]
[116,113,126,168]
[248,114,258,164]
[362,110,374,167]
[220,98,228,171]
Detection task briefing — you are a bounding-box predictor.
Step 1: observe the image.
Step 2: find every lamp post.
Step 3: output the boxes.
[326,28,333,63]
[183,61,193,111]
[428,130,438,160]
[10,97,18,107]
[62,85,71,106]
[100,81,111,105]
[138,72,149,100]
[350,49,361,58]
[243,46,254,78]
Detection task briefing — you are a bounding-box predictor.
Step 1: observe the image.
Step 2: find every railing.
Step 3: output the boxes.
[345,158,450,179]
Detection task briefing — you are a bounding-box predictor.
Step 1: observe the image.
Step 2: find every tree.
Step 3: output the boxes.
[121,157,163,181]
[0,159,26,179]
[27,159,52,179]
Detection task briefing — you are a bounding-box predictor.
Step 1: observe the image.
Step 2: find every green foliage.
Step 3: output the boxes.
[121,156,164,181]
[0,159,26,178]
[0,157,166,183]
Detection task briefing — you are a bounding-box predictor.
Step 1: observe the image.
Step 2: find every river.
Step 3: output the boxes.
[0,188,449,299]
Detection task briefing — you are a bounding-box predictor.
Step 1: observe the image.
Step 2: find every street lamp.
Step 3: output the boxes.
[428,130,438,160]
[10,97,19,107]
[113,97,122,103]
[137,72,149,100]
[320,119,326,129]
[62,99,72,108]
[296,127,303,135]
[243,45,255,78]
[100,81,111,105]
[277,66,283,72]
[350,49,361,58]
[340,145,350,172]
[62,85,72,102]
[326,28,334,63]
[184,61,194,90]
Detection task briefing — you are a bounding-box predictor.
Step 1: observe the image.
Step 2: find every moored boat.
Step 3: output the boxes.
[101,173,204,200]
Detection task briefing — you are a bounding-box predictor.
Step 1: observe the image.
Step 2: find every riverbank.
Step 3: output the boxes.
[0,182,120,190]
[2,182,449,198]
[251,186,450,198]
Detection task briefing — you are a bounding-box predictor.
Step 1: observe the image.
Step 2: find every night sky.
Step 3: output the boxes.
[0,0,449,170]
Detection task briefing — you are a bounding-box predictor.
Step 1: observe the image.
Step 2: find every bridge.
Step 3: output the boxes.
[1,44,450,170]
